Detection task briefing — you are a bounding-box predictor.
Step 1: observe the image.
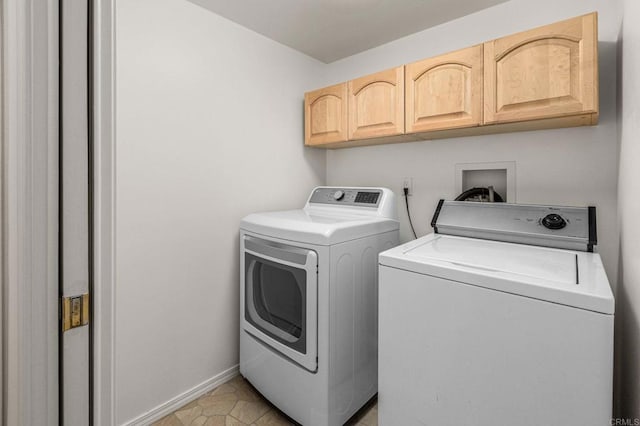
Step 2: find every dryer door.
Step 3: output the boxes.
[242,235,318,372]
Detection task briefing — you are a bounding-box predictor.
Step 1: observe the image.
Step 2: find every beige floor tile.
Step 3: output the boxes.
[203,417,226,426]
[229,400,270,424]
[234,378,262,393]
[160,381,380,426]
[253,409,295,426]
[152,414,183,426]
[359,405,378,426]
[201,392,239,403]
[210,383,237,396]
[225,416,248,426]
[232,380,257,393]
[234,379,266,402]
[235,387,262,403]
[191,416,210,426]
[229,376,249,386]
[199,397,237,417]
[198,392,237,411]
[176,400,201,412]
[175,405,203,425]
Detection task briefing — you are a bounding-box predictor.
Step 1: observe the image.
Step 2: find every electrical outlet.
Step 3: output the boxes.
[402,177,413,196]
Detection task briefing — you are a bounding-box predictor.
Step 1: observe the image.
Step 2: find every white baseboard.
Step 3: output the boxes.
[123,364,239,426]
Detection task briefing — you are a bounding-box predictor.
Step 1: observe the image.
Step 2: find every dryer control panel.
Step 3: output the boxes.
[309,187,381,207]
[304,187,398,220]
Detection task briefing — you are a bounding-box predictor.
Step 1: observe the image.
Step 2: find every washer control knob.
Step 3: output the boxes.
[333,190,345,201]
[542,213,567,230]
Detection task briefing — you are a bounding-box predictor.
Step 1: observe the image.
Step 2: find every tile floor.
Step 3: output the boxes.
[152,375,378,426]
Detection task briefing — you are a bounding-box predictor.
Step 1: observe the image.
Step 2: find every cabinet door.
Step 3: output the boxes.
[348,67,404,140]
[406,45,483,133]
[304,83,348,146]
[484,13,598,124]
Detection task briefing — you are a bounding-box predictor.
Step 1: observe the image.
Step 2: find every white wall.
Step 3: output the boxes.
[115,0,325,422]
[113,0,632,422]
[323,0,622,286]
[616,0,640,419]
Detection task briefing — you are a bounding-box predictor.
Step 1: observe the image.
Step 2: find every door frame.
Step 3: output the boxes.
[0,0,115,426]
[2,0,59,424]
[1,0,116,424]
[92,0,116,424]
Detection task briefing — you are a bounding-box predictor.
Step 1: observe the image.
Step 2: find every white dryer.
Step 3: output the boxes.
[378,201,614,426]
[240,187,399,426]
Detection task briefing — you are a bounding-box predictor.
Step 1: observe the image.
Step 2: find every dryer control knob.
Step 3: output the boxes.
[333,190,345,201]
[542,213,567,230]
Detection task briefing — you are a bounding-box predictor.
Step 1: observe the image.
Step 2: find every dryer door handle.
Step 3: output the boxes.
[244,235,315,267]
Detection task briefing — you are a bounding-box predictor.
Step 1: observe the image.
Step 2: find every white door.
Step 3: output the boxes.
[60,0,92,424]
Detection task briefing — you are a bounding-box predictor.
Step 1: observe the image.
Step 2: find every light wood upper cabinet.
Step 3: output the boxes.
[304,83,348,146]
[484,13,598,125]
[303,12,599,149]
[406,45,483,133]
[348,67,405,140]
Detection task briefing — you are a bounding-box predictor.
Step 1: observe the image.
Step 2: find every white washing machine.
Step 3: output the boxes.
[378,201,614,426]
[240,187,399,426]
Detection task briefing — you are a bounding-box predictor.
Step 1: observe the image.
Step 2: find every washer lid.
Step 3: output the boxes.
[379,234,614,314]
[240,209,399,245]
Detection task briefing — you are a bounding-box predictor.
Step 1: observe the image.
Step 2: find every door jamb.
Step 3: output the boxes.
[92,0,116,424]
[2,0,59,424]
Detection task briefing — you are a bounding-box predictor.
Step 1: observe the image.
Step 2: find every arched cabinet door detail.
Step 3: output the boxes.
[348,67,405,140]
[484,13,598,124]
[305,83,348,146]
[406,45,483,133]
[302,13,599,149]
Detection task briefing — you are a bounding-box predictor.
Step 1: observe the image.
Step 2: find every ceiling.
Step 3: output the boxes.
[188,0,510,63]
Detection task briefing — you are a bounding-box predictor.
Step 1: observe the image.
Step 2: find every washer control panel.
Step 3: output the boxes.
[309,187,381,207]
[431,200,597,252]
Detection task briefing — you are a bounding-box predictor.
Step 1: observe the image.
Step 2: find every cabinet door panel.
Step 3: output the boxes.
[305,83,348,146]
[484,13,597,124]
[406,45,483,133]
[348,67,404,140]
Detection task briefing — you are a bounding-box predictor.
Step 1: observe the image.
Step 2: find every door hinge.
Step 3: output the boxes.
[61,294,90,332]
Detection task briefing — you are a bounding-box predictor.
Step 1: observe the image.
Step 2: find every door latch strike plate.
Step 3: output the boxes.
[62,294,89,332]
